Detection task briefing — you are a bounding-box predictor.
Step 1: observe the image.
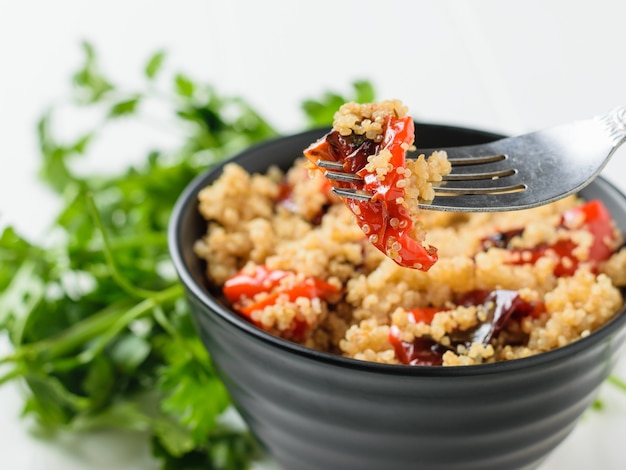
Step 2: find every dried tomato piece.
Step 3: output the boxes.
[458,290,545,345]
[389,326,446,366]
[389,292,545,365]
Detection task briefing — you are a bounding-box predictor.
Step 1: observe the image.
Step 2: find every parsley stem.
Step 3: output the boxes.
[101,232,168,251]
[78,284,183,363]
[0,366,26,386]
[607,374,626,392]
[49,283,183,363]
[1,301,132,364]
[85,191,164,299]
[5,284,183,368]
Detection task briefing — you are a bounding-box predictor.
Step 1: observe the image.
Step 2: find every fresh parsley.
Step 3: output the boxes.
[0,42,375,469]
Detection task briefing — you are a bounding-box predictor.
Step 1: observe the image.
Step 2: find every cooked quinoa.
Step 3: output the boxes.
[333,99,409,140]
[194,156,626,366]
[193,100,625,366]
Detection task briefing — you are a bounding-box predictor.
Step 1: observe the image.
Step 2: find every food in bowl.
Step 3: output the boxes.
[171,121,626,470]
[192,101,626,366]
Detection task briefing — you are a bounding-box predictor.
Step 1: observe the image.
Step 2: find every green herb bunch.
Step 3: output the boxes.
[0,42,375,469]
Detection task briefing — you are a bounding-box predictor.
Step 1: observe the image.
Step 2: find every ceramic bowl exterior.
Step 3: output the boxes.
[169,124,626,470]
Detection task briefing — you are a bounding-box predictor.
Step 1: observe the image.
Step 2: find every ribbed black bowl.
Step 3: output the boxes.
[169,124,626,470]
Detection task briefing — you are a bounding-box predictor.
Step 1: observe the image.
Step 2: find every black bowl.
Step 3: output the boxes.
[169,123,626,470]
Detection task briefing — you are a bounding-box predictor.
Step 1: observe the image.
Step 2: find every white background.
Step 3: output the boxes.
[1,1,626,468]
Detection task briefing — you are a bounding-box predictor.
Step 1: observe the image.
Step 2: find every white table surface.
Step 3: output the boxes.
[1,1,626,468]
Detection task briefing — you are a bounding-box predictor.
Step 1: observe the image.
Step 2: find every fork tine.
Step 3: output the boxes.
[329,186,529,210]
[323,171,363,184]
[331,187,375,202]
[316,160,345,170]
[433,183,526,196]
[444,168,516,181]
[415,151,507,166]
[323,168,517,184]
[317,153,507,170]
[331,183,527,202]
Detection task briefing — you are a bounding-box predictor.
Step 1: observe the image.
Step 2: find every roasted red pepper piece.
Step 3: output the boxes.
[561,199,615,264]
[481,200,616,277]
[237,278,339,315]
[223,265,339,341]
[223,265,290,302]
[407,307,444,325]
[304,115,438,271]
[388,326,446,366]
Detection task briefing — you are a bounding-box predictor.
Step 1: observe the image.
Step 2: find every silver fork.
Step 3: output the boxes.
[320,107,626,212]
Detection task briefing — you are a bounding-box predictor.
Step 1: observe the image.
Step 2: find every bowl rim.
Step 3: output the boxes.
[168,123,626,378]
